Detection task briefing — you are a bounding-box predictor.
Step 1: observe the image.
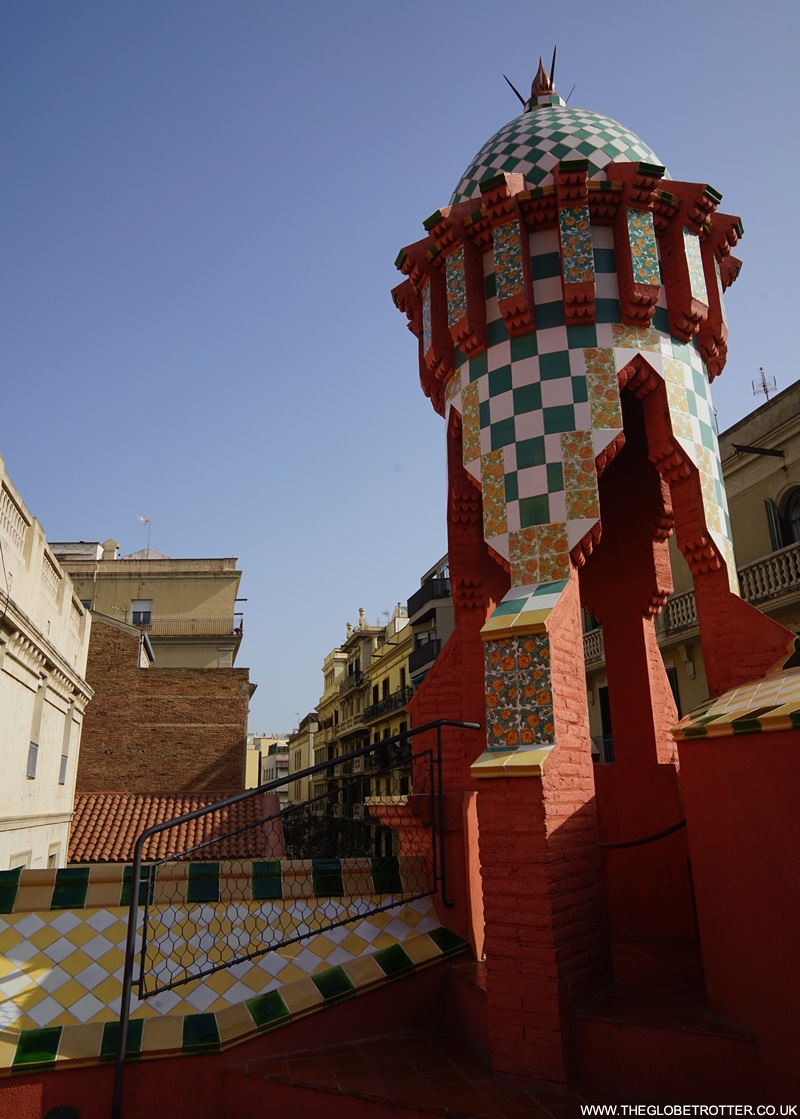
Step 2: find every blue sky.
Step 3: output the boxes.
[3,0,797,733]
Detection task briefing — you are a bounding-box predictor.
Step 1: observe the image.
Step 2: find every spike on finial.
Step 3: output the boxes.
[531,56,555,98]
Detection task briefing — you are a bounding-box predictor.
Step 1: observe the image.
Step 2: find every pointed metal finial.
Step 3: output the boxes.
[531,55,555,98]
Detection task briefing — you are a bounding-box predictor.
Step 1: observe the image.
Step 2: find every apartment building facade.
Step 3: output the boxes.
[0,457,93,869]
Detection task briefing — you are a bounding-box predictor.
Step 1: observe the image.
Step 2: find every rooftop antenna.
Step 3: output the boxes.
[565,83,576,104]
[137,515,152,556]
[752,367,777,402]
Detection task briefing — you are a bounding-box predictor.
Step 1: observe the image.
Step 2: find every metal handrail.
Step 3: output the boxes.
[111,717,480,1118]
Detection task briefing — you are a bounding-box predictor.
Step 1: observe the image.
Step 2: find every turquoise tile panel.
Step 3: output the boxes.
[0,868,22,914]
[312,857,344,897]
[252,860,283,901]
[247,990,290,1032]
[13,1027,62,1068]
[182,1013,221,1052]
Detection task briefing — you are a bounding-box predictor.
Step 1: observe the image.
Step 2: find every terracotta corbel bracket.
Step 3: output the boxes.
[555,159,595,325]
[609,161,666,326]
[697,212,743,381]
[658,181,722,342]
[393,238,453,417]
[425,203,488,357]
[479,172,536,336]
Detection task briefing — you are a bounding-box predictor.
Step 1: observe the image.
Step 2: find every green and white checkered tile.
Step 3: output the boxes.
[451,104,665,205]
[446,275,734,591]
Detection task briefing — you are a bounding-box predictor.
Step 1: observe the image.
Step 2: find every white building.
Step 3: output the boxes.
[0,457,93,869]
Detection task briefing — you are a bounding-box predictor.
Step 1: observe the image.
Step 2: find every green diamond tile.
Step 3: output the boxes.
[487,318,509,346]
[505,471,519,502]
[121,865,153,908]
[536,302,565,329]
[187,862,220,903]
[540,352,571,380]
[520,494,550,527]
[517,436,546,469]
[246,990,290,1032]
[595,298,621,323]
[469,351,488,383]
[593,249,616,274]
[371,856,403,894]
[312,857,344,897]
[652,307,670,333]
[52,867,90,910]
[567,324,597,348]
[0,868,22,914]
[100,1018,143,1062]
[531,252,561,281]
[488,365,512,397]
[510,332,537,361]
[533,579,569,596]
[454,346,467,370]
[252,860,283,901]
[492,598,522,616]
[479,400,491,428]
[484,274,497,299]
[372,944,414,979]
[427,927,469,956]
[490,417,516,450]
[543,405,576,434]
[513,383,542,414]
[572,376,588,403]
[547,463,564,491]
[182,1013,220,1052]
[672,340,691,363]
[13,1028,62,1068]
[312,965,356,1003]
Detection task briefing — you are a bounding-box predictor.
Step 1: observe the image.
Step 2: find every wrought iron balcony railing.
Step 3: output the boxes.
[407,578,451,618]
[409,639,441,674]
[363,686,415,723]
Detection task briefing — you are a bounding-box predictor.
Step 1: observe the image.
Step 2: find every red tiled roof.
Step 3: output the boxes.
[69,791,285,863]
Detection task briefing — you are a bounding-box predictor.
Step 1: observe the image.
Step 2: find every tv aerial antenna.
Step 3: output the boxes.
[752,367,777,402]
[137,515,152,555]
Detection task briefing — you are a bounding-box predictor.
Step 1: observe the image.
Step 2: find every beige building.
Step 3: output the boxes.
[0,457,93,870]
[286,714,318,805]
[363,605,413,797]
[50,541,245,669]
[584,381,800,756]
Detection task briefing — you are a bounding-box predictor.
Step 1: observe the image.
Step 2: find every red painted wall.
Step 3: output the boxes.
[678,728,800,1101]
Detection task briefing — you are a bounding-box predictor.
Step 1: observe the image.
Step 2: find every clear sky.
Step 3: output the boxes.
[2,0,797,734]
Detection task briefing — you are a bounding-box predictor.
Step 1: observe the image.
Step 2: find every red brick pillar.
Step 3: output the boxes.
[475,574,610,1088]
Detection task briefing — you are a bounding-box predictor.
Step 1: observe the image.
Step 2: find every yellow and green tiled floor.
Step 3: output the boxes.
[0,862,468,1074]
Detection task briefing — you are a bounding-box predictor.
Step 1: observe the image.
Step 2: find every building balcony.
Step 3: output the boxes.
[362,686,415,724]
[339,671,364,697]
[583,541,800,667]
[407,578,451,620]
[136,617,243,637]
[338,713,364,734]
[409,639,441,675]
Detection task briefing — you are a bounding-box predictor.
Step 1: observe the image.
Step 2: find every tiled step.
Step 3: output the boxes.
[224,1027,612,1118]
[572,938,763,1102]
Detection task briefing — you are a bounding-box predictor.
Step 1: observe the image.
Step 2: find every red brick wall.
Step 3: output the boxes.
[78,617,250,792]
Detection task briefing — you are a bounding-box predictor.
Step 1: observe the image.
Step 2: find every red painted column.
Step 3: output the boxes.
[476,574,610,1088]
[408,411,509,954]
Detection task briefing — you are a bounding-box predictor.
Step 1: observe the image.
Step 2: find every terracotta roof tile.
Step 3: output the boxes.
[69,792,284,863]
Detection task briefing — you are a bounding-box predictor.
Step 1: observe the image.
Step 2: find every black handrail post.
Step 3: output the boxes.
[112,833,147,1119]
[436,722,454,908]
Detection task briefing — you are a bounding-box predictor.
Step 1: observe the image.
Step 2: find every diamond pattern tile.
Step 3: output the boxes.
[452,103,664,204]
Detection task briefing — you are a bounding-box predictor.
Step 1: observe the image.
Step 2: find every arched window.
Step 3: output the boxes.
[786,490,800,544]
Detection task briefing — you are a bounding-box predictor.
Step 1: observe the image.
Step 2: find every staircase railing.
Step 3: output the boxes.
[111,718,479,1118]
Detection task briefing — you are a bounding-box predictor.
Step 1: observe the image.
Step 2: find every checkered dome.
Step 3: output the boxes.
[451,104,665,204]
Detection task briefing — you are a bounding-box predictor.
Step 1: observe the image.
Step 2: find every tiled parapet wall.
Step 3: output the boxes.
[0,861,466,1076]
[0,856,427,914]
